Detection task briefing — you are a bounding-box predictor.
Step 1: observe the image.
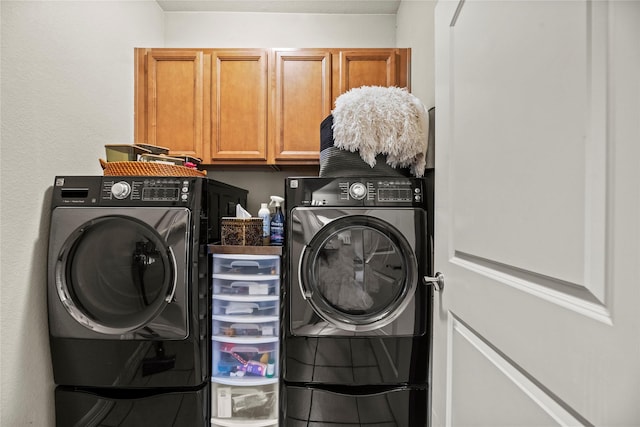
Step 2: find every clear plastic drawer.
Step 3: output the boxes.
[212,337,278,379]
[212,297,278,317]
[212,316,279,339]
[212,254,280,276]
[211,380,278,424]
[212,277,279,297]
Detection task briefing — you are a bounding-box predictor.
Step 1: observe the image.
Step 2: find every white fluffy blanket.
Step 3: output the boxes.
[331,86,429,177]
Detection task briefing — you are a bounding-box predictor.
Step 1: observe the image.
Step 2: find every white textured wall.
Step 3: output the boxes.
[164,12,397,48]
[0,1,164,425]
[396,0,436,108]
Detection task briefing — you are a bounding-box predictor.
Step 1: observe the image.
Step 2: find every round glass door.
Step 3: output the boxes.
[55,215,175,334]
[300,215,417,331]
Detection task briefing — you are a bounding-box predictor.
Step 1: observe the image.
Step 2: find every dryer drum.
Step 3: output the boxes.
[299,214,418,332]
[55,215,176,335]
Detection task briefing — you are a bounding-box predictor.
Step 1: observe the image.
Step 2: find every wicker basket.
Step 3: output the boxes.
[99,159,206,177]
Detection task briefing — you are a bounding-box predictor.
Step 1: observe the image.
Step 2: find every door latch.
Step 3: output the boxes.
[423,272,445,292]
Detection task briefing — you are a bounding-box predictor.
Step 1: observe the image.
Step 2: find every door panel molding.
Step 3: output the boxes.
[582,0,609,311]
[448,315,590,426]
[451,252,612,324]
[446,0,610,320]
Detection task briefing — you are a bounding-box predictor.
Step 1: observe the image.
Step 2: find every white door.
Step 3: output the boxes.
[432,1,640,426]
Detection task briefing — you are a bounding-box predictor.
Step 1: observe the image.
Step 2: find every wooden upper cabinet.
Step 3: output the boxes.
[136,49,205,158]
[334,49,411,102]
[271,50,332,163]
[134,47,410,166]
[208,49,268,163]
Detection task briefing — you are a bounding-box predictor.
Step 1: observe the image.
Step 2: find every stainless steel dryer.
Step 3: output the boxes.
[47,175,245,427]
[282,173,434,426]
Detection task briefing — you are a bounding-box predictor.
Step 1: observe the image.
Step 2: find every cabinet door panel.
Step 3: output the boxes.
[210,50,268,162]
[338,50,398,94]
[146,50,204,158]
[272,50,332,163]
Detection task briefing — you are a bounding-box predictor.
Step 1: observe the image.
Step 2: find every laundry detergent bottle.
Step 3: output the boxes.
[258,203,270,245]
[269,196,285,246]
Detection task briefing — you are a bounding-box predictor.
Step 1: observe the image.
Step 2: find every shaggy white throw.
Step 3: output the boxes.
[331,86,429,177]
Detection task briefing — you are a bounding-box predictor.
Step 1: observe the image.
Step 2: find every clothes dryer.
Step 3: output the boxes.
[47,175,245,426]
[282,173,434,426]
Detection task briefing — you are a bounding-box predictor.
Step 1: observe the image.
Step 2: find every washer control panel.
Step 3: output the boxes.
[101,178,192,203]
[52,176,201,208]
[340,179,421,203]
[289,177,426,207]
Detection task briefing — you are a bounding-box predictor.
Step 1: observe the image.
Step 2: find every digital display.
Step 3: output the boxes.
[377,188,412,202]
[141,187,180,201]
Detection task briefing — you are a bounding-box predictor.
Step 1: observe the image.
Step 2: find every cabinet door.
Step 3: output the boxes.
[143,49,205,158]
[209,49,268,163]
[271,50,332,163]
[336,49,410,97]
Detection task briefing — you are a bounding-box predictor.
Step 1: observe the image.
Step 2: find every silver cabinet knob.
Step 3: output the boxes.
[424,272,445,292]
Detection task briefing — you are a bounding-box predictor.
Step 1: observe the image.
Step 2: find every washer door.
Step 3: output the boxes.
[49,207,190,338]
[299,213,418,332]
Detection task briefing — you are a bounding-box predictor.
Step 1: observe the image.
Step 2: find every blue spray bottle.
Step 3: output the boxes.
[269,196,285,246]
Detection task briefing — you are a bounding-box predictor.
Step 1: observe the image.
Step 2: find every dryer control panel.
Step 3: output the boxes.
[287,177,427,208]
[101,178,192,203]
[51,176,200,207]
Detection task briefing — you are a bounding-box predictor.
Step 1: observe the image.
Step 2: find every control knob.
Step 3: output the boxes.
[111,181,131,199]
[349,182,367,200]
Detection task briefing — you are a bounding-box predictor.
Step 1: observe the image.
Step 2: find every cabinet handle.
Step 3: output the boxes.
[423,272,445,292]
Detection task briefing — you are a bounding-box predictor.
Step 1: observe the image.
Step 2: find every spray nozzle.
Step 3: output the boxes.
[269,195,284,208]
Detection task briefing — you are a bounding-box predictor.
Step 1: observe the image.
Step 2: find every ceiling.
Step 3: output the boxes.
[155,0,403,14]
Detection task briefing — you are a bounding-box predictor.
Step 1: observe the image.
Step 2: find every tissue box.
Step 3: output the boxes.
[221,218,263,246]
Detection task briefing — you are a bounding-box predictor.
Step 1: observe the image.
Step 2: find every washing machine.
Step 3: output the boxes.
[47,175,245,427]
[281,172,434,426]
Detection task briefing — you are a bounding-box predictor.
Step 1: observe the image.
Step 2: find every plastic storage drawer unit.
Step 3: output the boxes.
[211,253,280,427]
